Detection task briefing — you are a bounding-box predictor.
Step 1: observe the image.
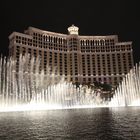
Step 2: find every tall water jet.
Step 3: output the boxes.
[0,54,105,112]
[109,63,140,107]
[0,54,140,112]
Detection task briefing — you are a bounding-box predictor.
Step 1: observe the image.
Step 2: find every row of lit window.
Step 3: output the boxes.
[80,39,114,46]
[15,46,132,68]
[81,47,131,52]
[33,32,67,44]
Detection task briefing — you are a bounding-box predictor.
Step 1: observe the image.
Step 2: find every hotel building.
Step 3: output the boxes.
[8,25,134,85]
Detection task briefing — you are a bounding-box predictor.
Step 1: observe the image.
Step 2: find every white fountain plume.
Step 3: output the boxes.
[0,54,105,112]
[109,63,140,107]
[0,54,140,112]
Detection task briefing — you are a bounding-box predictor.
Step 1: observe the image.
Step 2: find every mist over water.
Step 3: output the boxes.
[109,63,140,107]
[0,54,140,112]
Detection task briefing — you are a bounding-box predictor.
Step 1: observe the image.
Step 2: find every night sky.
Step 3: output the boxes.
[0,0,139,63]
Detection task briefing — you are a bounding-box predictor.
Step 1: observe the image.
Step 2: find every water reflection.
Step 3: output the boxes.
[0,107,140,139]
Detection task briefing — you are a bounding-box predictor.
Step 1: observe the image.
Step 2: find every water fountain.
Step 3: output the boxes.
[109,63,140,107]
[0,54,140,112]
[0,54,105,112]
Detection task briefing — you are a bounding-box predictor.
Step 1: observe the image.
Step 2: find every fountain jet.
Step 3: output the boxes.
[0,54,140,112]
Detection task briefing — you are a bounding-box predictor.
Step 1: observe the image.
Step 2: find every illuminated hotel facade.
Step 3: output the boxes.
[9,25,134,85]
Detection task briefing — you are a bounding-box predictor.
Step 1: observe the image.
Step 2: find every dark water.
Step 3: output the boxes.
[0,107,140,140]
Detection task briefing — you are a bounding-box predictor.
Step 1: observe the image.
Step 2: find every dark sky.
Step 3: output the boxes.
[0,0,139,63]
